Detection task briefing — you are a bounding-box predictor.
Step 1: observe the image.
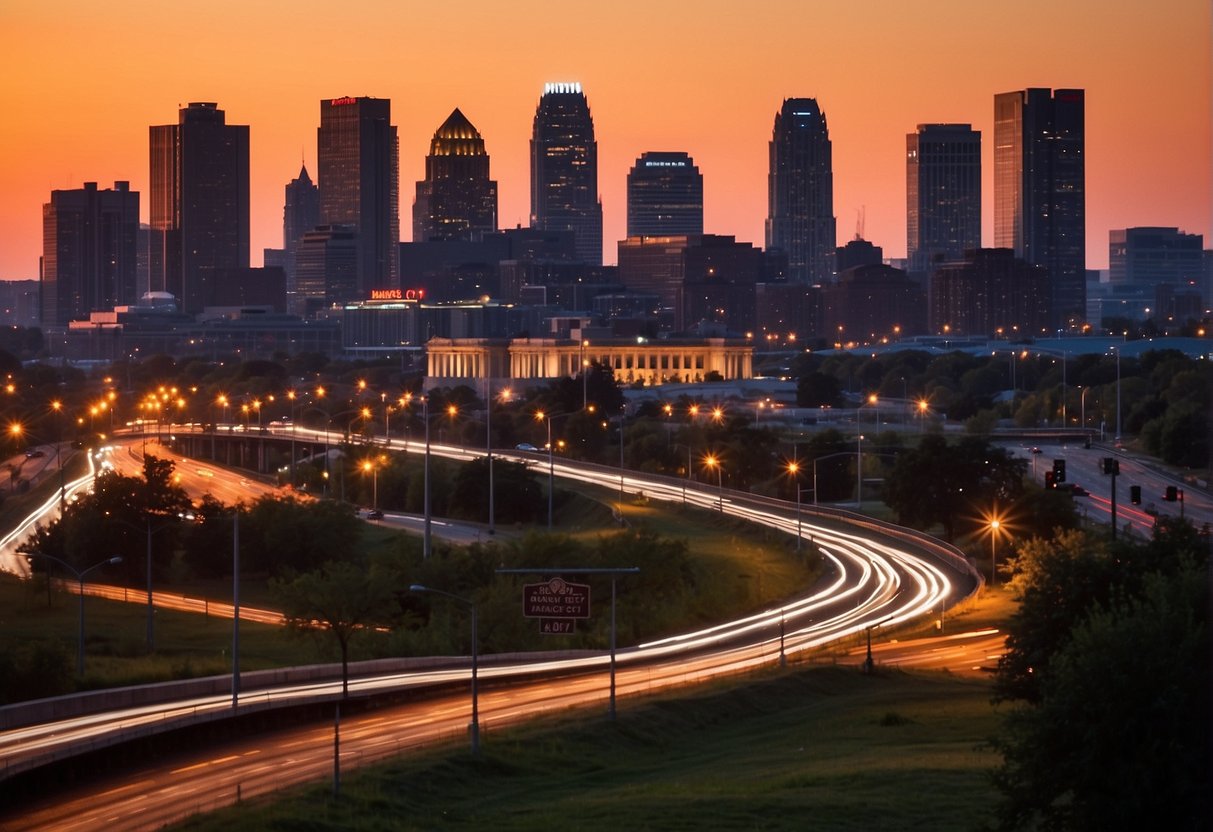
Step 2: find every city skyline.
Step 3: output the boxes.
[1,0,1209,281]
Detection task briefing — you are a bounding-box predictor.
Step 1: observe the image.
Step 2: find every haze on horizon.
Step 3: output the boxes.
[0,0,1209,281]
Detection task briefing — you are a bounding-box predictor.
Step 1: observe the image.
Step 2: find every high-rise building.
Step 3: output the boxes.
[530,82,603,265]
[413,109,498,243]
[149,102,250,315]
[766,98,836,283]
[994,88,1085,328]
[906,124,981,274]
[928,248,1050,336]
[627,152,703,237]
[1109,227,1204,289]
[295,225,358,316]
[41,181,139,326]
[284,164,320,285]
[318,96,400,295]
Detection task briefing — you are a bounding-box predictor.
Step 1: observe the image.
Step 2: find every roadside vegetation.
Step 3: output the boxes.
[171,666,1003,832]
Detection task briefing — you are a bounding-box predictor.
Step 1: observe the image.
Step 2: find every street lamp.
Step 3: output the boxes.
[985,510,1007,588]
[856,434,864,509]
[409,584,479,756]
[361,458,379,511]
[535,410,557,529]
[917,399,929,434]
[704,453,724,512]
[787,459,802,553]
[486,387,511,535]
[24,552,122,675]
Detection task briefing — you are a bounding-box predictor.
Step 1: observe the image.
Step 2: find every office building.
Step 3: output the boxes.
[530,82,603,265]
[413,108,498,242]
[1109,227,1204,289]
[41,181,140,326]
[766,98,836,283]
[284,164,320,286]
[295,225,358,315]
[318,96,400,294]
[820,264,926,343]
[149,102,250,315]
[627,152,703,237]
[618,235,763,333]
[994,88,1085,327]
[906,124,981,273]
[928,248,1050,336]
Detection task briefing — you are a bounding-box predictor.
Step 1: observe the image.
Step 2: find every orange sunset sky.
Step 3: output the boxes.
[1,0,1209,281]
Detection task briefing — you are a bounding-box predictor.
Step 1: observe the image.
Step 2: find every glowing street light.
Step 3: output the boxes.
[704,454,724,512]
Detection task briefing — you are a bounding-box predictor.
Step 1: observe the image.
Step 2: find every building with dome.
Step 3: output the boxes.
[413,108,498,242]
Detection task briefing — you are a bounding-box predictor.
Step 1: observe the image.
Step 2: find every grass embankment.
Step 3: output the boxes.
[1,490,818,696]
[174,665,1002,831]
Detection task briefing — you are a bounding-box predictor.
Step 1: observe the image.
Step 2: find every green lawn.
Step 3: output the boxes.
[174,665,1002,831]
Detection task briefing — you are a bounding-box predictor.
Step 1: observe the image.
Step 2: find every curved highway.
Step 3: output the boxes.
[0,429,977,830]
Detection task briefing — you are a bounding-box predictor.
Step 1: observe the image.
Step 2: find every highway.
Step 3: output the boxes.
[1000,440,1212,536]
[0,429,976,829]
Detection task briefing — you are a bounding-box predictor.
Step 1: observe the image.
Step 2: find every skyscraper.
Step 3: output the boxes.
[149,102,250,315]
[283,163,320,287]
[906,124,981,273]
[41,181,139,326]
[994,88,1085,328]
[530,82,602,265]
[413,108,498,242]
[318,96,400,298]
[627,152,704,237]
[766,98,836,283]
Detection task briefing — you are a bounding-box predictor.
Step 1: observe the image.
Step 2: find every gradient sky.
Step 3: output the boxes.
[1,0,1209,281]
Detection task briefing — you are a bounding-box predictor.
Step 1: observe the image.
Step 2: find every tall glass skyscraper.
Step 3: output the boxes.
[149,102,249,314]
[627,152,703,237]
[283,163,319,289]
[413,108,498,242]
[994,88,1085,329]
[530,83,602,265]
[906,124,981,274]
[766,98,836,284]
[318,96,399,298]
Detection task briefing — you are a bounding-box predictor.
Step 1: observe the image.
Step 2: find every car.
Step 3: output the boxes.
[1068,484,1089,496]
[1029,447,1042,454]
[24,449,45,458]
[366,509,384,520]
[515,443,538,451]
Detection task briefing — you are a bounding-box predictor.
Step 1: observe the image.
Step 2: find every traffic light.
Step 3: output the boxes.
[1102,457,1119,476]
[1130,485,1141,505]
[1045,470,1056,489]
[1165,486,1178,502]
[1052,459,1066,484]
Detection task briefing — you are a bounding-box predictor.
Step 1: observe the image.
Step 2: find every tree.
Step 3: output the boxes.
[796,371,842,408]
[271,560,395,697]
[448,456,542,524]
[992,565,1208,830]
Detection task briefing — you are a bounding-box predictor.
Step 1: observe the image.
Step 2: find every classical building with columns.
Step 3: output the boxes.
[426,337,752,389]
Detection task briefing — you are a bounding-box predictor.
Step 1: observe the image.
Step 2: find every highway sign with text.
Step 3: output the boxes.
[523,578,591,619]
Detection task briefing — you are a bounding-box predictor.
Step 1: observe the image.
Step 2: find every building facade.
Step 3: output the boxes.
[1109,227,1204,291]
[820,264,927,344]
[41,181,140,326]
[928,248,1050,336]
[149,102,250,315]
[283,164,320,293]
[766,98,836,283]
[425,337,753,388]
[530,83,603,265]
[318,96,400,295]
[627,152,703,237]
[906,124,981,274]
[295,225,358,315]
[994,88,1085,328]
[413,108,498,243]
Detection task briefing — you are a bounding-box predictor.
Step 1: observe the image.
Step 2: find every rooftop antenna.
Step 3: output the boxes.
[855,206,866,241]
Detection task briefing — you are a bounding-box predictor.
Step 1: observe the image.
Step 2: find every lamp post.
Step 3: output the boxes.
[486,386,511,536]
[1080,386,1090,435]
[536,410,555,529]
[787,460,802,553]
[51,400,65,508]
[1114,344,1122,441]
[110,514,173,652]
[917,399,929,434]
[856,434,864,509]
[361,458,379,511]
[24,552,122,676]
[704,454,724,512]
[423,396,432,557]
[409,584,479,756]
[987,514,1004,587]
[580,339,589,411]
